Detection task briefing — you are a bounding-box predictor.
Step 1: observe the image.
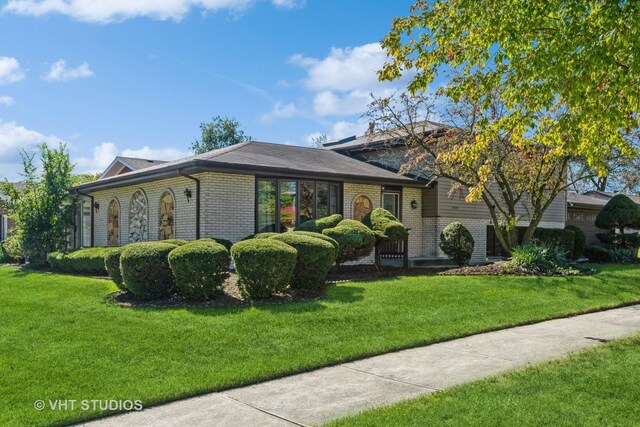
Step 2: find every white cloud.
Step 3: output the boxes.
[74,142,190,174]
[3,0,303,23]
[289,43,387,92]
[260,101,296,122]
[43,60,94,82]
[0,57,26,85]
[330,119,369,140]
[0,120,60,178]
[0,96,14,106]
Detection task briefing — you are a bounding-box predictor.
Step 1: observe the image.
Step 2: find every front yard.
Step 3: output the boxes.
[2,264,640,426]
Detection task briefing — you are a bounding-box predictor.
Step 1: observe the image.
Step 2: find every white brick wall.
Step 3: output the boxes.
[343,183,381,220]
[201,173,255,242]
[402,187,423,258]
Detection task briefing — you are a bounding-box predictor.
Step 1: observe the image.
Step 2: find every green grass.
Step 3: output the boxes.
[328,335,640,427]
[2,265,640,426]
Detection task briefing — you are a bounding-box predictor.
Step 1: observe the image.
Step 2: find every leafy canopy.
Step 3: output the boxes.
[380,0,639,174]
[191,115,251,154]
[595,194,640,233]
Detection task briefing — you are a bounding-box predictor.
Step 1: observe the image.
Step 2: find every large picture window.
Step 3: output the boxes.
[256,179,341,233]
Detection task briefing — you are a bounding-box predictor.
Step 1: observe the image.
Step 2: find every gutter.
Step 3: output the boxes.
[74,189,94,248]
[178,169,201,240]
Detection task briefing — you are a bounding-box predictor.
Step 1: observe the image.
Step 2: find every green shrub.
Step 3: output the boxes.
[362,208,408,242]
[584,245,614,263]
[532,227,575,254]
[439,222,475,266]
[104,247,126,289]
[596,194,640,233]
[509,242,569,274]
[295,214,343,233]
[230,239,297,299]
[292,231,339,260]
[252,233,281,240]
[160,239,188,246]
[0,242,14,264]
[611,247,635,264]
[169,241,229,300]
[270,233,337,289]
[120,242,178,300]
[197,237,233,251]
[597,232,640,250]
[322,219,376,264]
[47,247,116,275]
[564,225,586,257]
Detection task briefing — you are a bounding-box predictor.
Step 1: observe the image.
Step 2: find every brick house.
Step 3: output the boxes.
[70,134,568,264]
[0,191,17,243]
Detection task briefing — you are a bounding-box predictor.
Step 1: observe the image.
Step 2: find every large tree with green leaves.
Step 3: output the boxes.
[1,144,76,265]
[376,0,640,252]
[191,115,251,154]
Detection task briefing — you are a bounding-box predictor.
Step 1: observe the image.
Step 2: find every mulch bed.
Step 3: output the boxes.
[439,261,597,277]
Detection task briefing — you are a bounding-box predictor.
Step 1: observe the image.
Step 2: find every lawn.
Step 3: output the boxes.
[328,334,640,427]
[2,264,640,426]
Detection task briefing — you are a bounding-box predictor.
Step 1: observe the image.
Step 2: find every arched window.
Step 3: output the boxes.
[107,199,120,246]
[352,195,373,221]
[159,191,175,240]
[129,190,148,243]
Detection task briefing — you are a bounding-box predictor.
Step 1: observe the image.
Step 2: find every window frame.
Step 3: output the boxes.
[254,177,343,233]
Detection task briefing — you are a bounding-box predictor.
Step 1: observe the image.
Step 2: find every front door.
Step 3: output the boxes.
[382,192,400,219]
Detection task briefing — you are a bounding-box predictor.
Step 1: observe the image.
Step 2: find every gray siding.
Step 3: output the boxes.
[422,186,438,217]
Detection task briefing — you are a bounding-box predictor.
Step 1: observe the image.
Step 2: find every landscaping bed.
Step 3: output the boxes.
[439,261,597,277]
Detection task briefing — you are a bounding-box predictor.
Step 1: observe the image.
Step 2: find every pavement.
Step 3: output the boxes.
[83,304,640,427]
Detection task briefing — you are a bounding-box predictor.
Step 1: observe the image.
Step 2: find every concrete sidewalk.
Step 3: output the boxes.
[84,304,640,427]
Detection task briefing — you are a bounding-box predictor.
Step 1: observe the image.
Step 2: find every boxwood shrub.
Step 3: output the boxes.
[439,222,475,266]
[533,227,575,254]
[160,239,188,246]
[197,237,233,251]
[48,247,116,275]
[104,247,126,289]
[564,225,586,257]
[584,245,614,263]
[169,241,229,300]
[362,208,408,242]
[252,232,281,240]
[230,239,297,299]
[120,242,178,300]
[292,231,339,260]
[270,233,337,289]
[295,214,343,233]
[322,219,376,264]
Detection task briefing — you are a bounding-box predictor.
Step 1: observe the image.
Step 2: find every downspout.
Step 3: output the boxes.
[74,190,94,247]
[178,170,201,240]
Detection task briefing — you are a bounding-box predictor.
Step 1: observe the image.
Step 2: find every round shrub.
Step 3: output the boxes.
[104,246,126,289]
[439,222,475,266]
[120,242,178,300]
[161,239,188,246]
[197,237,233,251]
[252,232,281,240]
[596,194,640,233]
[231,239,297,299]
[532,227,575,255]
[322,219,376,264]
[270,233,337,289]
[564,225,586,257]
[48,247,115,275]
[168,241,230,300]
[292,231,339,260]
[362,208,408,242]
[295,214,343,233]
[584,245,614,263]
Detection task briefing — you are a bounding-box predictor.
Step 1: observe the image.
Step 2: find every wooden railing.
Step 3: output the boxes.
[374,229,410,270]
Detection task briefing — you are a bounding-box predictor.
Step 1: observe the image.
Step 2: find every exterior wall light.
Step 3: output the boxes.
[184,188,192,202]
[93,201,100,211]
[410,200,418,209]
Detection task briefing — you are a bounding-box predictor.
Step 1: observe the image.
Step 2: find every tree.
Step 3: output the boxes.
[366,91,594,254]
[595,195,640,235]
[191,116,251,154]
[310,134,329,147]
[1,144,76,265]
[380,0,639,195]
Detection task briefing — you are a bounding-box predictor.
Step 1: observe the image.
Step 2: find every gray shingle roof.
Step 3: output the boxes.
[72,141,424,192]
[567,192,609,207]
[118,157,166,170]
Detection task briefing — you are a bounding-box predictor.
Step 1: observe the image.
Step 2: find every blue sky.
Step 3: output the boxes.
[0,0,415,179]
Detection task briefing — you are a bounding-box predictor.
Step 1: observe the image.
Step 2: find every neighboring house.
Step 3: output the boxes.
[0,183,23,243]
[567,191,640,245]
[71,131,569,265]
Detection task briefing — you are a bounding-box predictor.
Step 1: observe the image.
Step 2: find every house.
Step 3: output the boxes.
[70,131,569,265]
[567,191,640,244]
[0,183,23,243]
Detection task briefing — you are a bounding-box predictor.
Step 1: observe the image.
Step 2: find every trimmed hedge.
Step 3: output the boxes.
[104,246,126,289]
[270,233,337,289]
[564,225,586,257]
[439,222,475,266]
[295,214,343,233]
[596,194,640,232]
[322,219,376,264]
[120,242,178,300]
[231,239,297,299]
[292,231,339,260]
[533,227,575,254]
[160,239,188,246]
[197,237,233,251]
[48,247,116,275]
[169,241,230,300]
[362,208,408,242]
[252,233,281,240]
[584,245,614,263]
